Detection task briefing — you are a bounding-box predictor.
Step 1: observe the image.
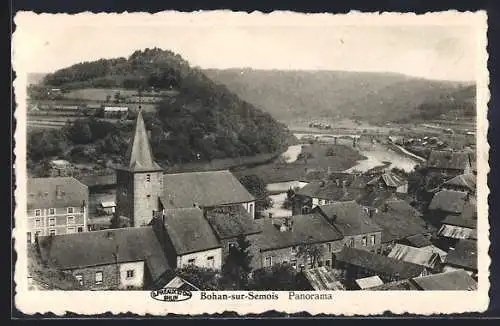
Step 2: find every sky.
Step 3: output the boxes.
[13,11,485,82]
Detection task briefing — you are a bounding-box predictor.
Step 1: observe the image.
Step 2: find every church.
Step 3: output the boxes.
[115,111,256,227]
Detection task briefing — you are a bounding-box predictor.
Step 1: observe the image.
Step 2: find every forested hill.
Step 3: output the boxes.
[30,49,293,168]
[203,69,476,123]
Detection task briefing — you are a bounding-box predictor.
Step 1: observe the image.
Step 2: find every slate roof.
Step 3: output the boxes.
[28,177,88,210]
[335,247,425,280]
[428,190,469,214]
[388,244,441,269]
[444,239,477,271]
[118,110,163,172]
[38,227,171,280]
[77,174,116,187]
[256,213,343,252]
[442,173,476,192]
[315,201,383,236]
[164,208,221,255]
[205,205,262,239]
[403,234,433,248]
[426,150,473,170]
[367,172,407,188]
[372,200,429,243]
[369,279,418,291]
[356,189,406,208]
[441,202,477,229]
[162,170,255,209]
[165,276,201,291]
[296,180,365,202]
[410,270,478,290]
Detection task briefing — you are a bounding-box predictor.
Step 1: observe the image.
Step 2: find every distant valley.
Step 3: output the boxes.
[204,69,476,124]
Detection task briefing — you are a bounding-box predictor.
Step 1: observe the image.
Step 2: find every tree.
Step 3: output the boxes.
[250,263,296,290]
[222,235,253,290]
[296,236,324,269]
[65,119,93,144]
[282,188,296,209]
[238,175,272,216]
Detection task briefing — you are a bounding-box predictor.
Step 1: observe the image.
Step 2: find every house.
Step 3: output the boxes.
[369,279,418,291]
[443,239,478,278]
[366,172,408,194]
[313,201,383,251]
[409,270,478,291]
[354,275,384,290]
[301,266,345,290]
[440,173,476,194]
[49,159,73,177]
[426,150,474,177]
[356,188,407,210]
[398,233,433,248]
[152,208,222,270]
[104,106,129,118]
[254,213,344,271]
[115,111,256,227]
[98,201,116,215]
[293,173,367,215]
[161,170,256,218]
[427,190,472,225]
[204,205,262,259]
[36,227,171,290]
[333,247,427,288]
[27,177,89,242]
[438,202,477,245]
[387,244,442,274]
[370,200,430,252]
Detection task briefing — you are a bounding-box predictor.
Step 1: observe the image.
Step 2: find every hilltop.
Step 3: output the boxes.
[203,69,476,124]
[29,49,293,173]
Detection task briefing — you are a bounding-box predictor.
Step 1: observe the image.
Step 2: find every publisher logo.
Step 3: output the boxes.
[150,288,192,302]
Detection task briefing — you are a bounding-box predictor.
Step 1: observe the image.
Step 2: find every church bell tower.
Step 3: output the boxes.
[115,111,164,227]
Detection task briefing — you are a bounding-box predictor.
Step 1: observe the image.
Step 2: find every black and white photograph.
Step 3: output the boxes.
[13,10,490,315]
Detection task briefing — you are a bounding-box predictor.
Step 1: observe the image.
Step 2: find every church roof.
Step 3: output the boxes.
[120,111,163,172]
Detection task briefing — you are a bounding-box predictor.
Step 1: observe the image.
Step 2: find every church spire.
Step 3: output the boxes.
[122,110,163,172]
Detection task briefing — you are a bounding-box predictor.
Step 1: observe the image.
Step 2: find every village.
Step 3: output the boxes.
[26,105,478,292]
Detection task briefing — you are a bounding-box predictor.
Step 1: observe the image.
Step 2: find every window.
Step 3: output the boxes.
[146,194,151,199]
[35,209,41,217]
[49,229,56,236]
[307,256,313,268]
[67,207,74,214]
[67,227,75,234]
[370,235,376,246]
[35,230,41,238]
[49,208,55,215]
[75,274,83,286]
[291,246,298,255]
[67,216,74,225]
[95,271,103,284]
[35,219,42,228]
[347,238,354,247]
[48,218,56,227]
[265,257,272,267]
[188,258,196,265]
[327,243,332,252]
[27,232,31,243]
[291,259,297,269]
[207,256,214,267]
[325,259,331,267]
[77,227,83,233]
[146,174,151,182]
[80,206,85,213]
[301,206,310,214]
[362,236,368,246]
[126,270,135,278]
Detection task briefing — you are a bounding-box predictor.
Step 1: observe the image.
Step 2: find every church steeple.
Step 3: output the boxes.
[123,110,163,172]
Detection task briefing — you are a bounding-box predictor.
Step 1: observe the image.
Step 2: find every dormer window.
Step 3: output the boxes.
[67,207,74,214]
[49,208,55,215]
